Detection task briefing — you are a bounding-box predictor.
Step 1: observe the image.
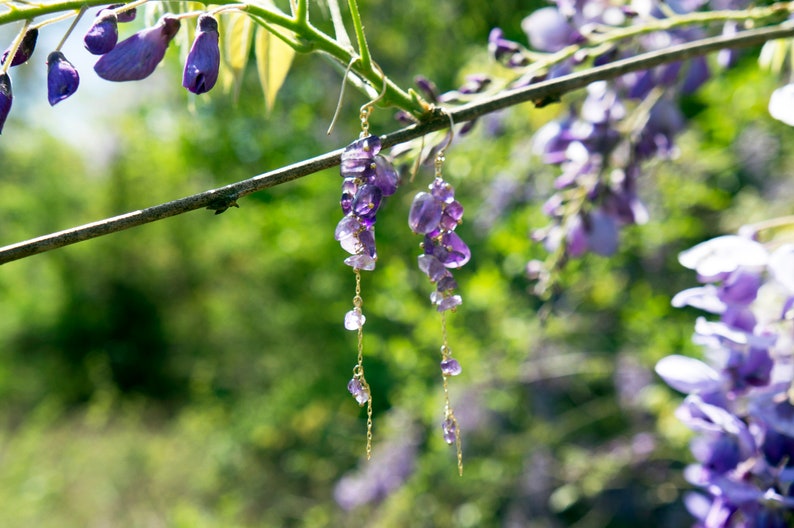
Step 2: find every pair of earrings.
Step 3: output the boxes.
[334,102,467,475]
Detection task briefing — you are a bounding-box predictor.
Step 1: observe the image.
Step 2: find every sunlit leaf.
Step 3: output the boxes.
[221,12,254,98]
[254,25,295,114]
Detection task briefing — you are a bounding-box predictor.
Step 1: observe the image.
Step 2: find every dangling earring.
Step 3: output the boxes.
[334,84,399,459]
[408,115,469,475]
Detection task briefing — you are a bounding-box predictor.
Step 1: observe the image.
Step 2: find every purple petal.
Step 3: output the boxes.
[655,355,722,394]
[84,12,119,55]
[47,51,80,106]
[94,16,180,81]
[1,28,37,67]
[678,235,767,278]
[0,73,11,134]
[182,15,220,94]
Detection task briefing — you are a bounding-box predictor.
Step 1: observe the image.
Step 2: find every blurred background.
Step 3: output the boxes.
[0,0,792,526]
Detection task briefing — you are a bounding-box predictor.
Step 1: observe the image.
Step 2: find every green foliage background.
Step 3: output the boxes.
[0,1,791,526]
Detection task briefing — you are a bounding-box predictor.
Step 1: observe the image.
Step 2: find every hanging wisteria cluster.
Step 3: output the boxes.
[656,233,794,527]
[0,5,222,133]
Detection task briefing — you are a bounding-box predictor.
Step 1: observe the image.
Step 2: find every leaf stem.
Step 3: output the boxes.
[347,0,371,70]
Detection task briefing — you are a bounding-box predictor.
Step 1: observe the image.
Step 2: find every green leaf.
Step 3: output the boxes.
[254,25,296,114]
[221,13,255,99]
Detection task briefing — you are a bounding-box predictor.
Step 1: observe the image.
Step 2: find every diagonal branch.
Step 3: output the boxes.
[1,21,792,265]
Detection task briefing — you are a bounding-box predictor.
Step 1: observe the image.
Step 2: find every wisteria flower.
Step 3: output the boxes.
[94,16,180,82]
[1,28,37,67]
[0,73,11,133]
[182,15,220,94]
[769,84,794,127]
[46,51,79,106]
[84,11,119,55]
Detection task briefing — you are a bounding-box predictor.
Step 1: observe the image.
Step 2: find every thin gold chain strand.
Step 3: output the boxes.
[440,311,463,476]
[353,268,373,460]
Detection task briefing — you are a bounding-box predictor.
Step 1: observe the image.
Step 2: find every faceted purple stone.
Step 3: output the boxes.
[438,232,471,268]
[429,178,455,203]
[445,200,464,221]
[344,253,376,271]
[439,213,459,232]
[442,417,457,445]
[417,254,448,282]
[408,192,443,234]
[335,215,362,254]
[340,178,358,215]
[352,184,382,219]
[347,378,369,404]
[344,309,366,330]
[440,358,462,376]
[334,214,361,240]
[358,228,377,258]
[341,135,380,177]
[436,275,458,292]
[437,294,463,312]
[373,155,399,196]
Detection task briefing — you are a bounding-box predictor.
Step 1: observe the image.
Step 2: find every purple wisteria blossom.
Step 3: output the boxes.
[94,16,180,82]
[84,10,119,55]
[1,28,37,67]
[182,15,220,95]
[46,51,79,106]
[0,73,11,133]
[769,84,794,127]
[657,231,794,527]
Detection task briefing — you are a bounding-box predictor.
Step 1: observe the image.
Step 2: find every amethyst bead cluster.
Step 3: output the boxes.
[0,5,221,134]
[656,234,794,527]
[408,176,471,312]
[334,135,399,272]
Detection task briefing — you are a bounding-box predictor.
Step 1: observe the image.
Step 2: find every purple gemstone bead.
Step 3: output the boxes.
[445,200,464,221]
[344,309,366,330]
[408,192,443,234]
[335,216,362,254]
[438,232,471,268]
[442,417,457,444]
[440,358,462,376]
[358,228,377,258]
[373,155,399,196]
[437,294,463,312]
[347,378,369,404]
[437,275,458,292]
[440,212,460,232]
[417,254,448,282]
[341,135,381,176]
[344,253,376,271]
[340,178,358,215]
[429,178,455,203]
[352,184,382,219]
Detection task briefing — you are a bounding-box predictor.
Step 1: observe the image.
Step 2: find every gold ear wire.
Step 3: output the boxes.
[359,63,388,138]
[327,56,359,136]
